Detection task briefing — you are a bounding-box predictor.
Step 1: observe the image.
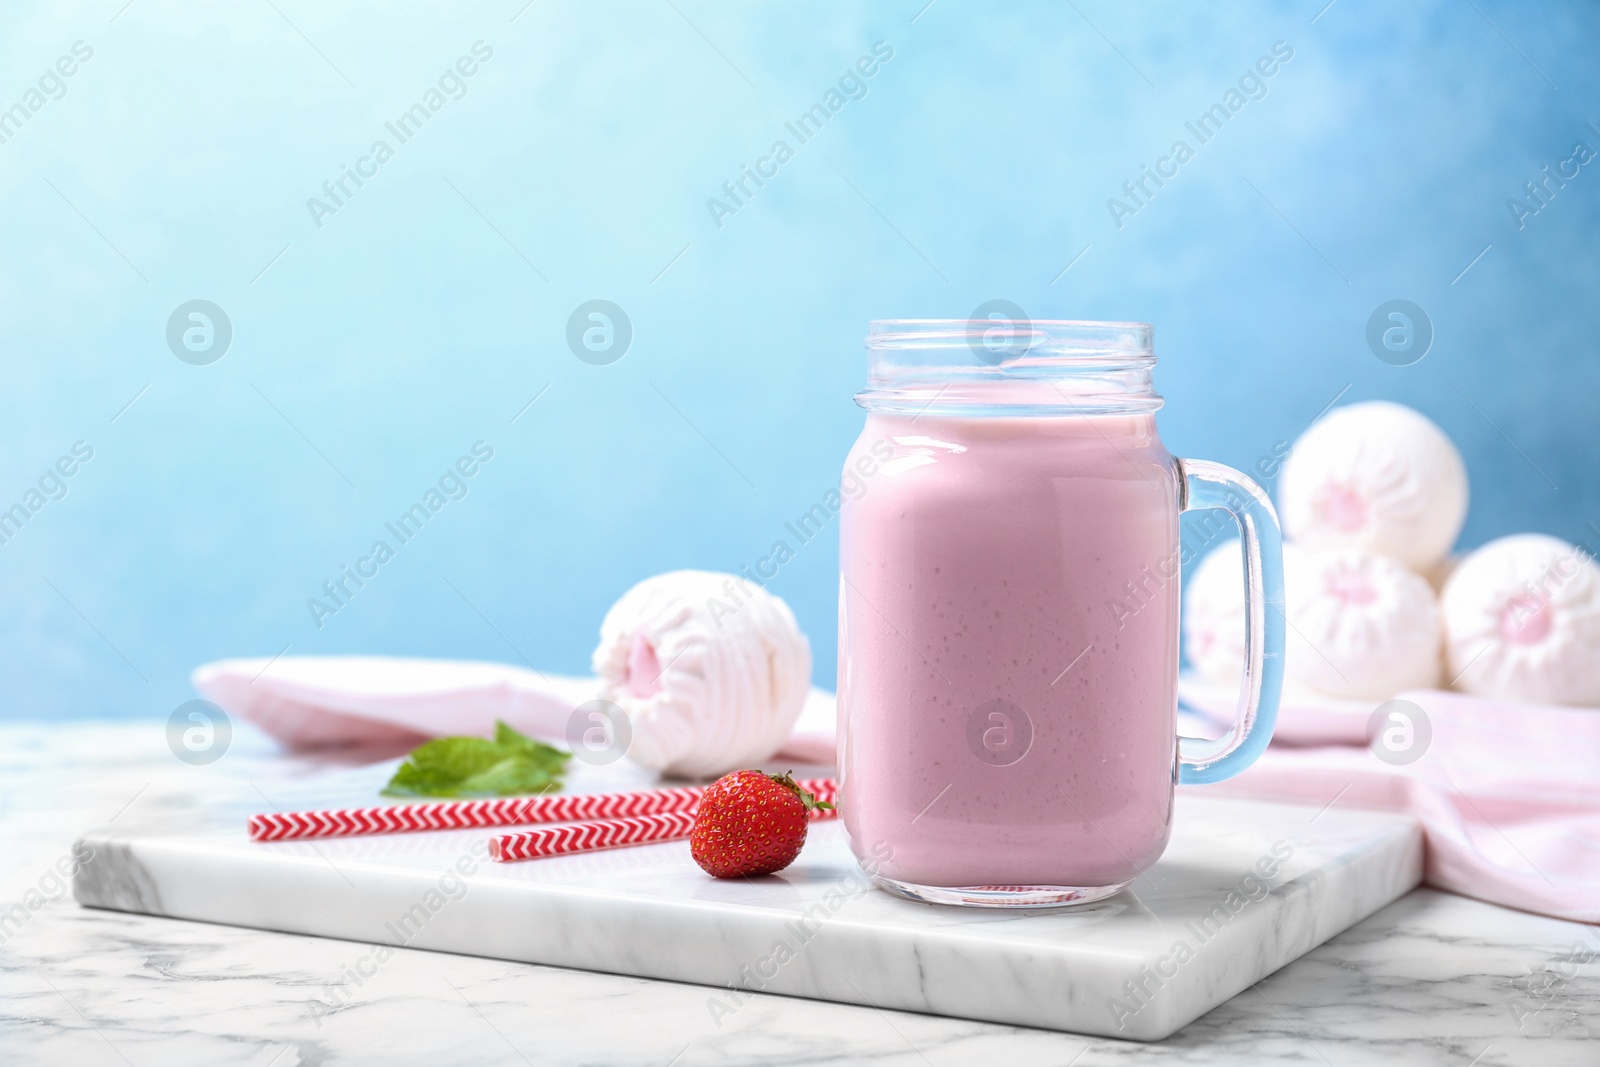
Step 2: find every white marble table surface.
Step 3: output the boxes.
[3,722,1596,1066]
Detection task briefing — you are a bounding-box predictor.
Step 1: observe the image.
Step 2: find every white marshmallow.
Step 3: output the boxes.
[1281,401,1468,570]
[1441,534,1600,707]
[1182,540,1351,700]
[592,571,812,778]
[1184,540,1306,689]
[1183,540,1242,688]
[1283,549,1442,700]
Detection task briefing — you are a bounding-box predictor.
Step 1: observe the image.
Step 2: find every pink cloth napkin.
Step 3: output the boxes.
[1183,686,1600,924]
[192,656,840,765]
[194,657,597,749]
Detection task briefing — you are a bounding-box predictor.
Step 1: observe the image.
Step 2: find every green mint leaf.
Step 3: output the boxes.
[493,720,570,765]
[381,720,571,798]
[456,756,562,796]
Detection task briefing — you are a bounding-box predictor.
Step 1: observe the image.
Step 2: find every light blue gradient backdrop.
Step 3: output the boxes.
[2,1,1596,720]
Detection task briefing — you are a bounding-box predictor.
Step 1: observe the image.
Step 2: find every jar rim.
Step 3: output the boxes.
[866,319,1153,360]
[858,318,1162,415]
[869,316,1153,329]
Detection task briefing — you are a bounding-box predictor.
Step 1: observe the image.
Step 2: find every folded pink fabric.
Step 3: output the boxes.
[194,657,595,749]
[1183,685,1600,924]
[192,656,840,766]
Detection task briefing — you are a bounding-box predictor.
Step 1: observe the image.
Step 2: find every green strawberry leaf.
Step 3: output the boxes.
[772,770,835,813]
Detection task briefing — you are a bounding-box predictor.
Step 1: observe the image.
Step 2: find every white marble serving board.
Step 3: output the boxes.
[72,777,1422,1041]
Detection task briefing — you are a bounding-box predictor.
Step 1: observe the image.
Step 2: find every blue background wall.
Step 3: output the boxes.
[2,0,1596,720]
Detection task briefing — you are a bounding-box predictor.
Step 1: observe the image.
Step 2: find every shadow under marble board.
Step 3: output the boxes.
[72,775,1422,1042]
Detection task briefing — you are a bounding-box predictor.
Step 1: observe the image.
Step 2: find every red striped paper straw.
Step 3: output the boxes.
[249,778,836,842]
[489,801,840,863]
[490,810,698,862]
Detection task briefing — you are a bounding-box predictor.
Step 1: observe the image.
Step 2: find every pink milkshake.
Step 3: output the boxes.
[838,320,1284,907]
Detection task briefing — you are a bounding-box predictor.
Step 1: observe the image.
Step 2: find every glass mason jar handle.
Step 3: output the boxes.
[1176,458,1285,785]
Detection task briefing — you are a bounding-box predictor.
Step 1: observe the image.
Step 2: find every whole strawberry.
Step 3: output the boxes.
[691,771,833,879]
